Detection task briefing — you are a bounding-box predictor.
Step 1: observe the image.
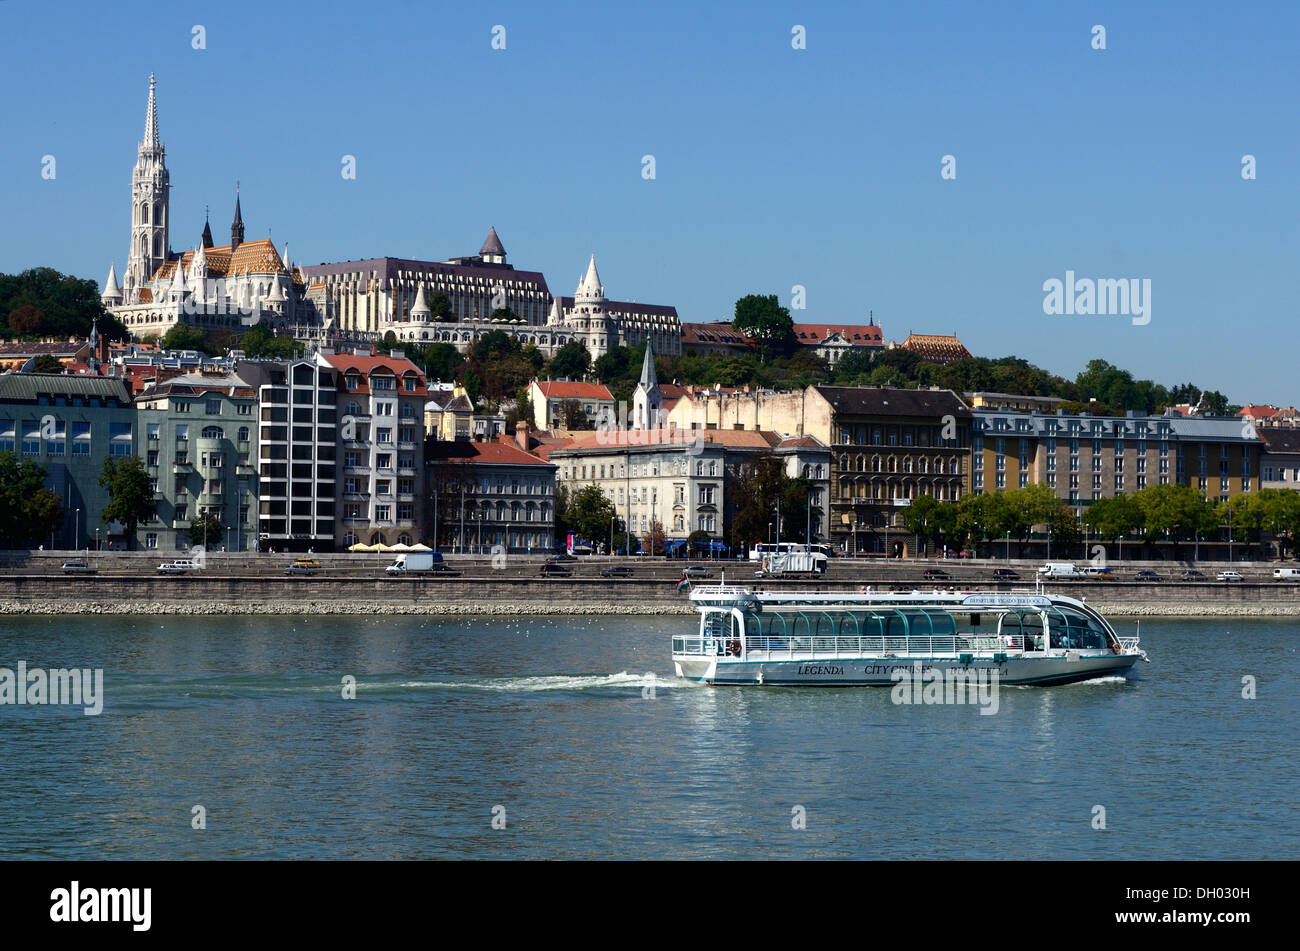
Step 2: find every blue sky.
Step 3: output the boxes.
[2,1,1296,402]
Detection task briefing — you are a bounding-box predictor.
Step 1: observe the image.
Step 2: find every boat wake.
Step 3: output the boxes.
[392,672,701,693]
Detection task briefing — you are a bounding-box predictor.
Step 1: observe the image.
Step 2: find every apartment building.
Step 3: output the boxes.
[970,408,1261,505]
[0,374,136,549]
[236,357,339,552]
[134,371,258,551]
[323,349,428,548]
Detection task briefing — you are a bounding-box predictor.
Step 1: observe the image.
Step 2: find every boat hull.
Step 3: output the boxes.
[674,652,1140,686]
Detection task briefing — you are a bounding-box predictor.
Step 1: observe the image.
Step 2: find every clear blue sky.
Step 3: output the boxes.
[2,0,1296,403]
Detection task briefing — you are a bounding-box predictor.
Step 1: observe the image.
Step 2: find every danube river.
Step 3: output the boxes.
[0,614,1295,860]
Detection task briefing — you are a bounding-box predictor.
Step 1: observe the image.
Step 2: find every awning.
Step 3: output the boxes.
[348,543,374,552]
[408,543,432,552]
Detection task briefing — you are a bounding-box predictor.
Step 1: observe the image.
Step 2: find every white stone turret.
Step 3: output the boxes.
[101,264,122,305]
[410,283,431,322]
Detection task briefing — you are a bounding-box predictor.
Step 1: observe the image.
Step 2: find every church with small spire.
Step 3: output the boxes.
[103,75,306,341]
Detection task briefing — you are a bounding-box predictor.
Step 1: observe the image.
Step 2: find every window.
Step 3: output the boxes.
[71,421,91,455]
[699,485,715,505]
[147,423,160,441]
[109,422,132,456]
[21,420,39,455]
[174,402,191,413]
[375,505,391,521]
[206,399,221,415]
[176,424,188,442]
[146,533,158,549]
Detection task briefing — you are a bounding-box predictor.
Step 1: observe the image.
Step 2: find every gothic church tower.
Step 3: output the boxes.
[125,74,170,298]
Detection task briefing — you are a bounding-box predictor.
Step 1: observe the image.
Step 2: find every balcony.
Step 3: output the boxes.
[172,461,194,474]
[171,518,189,529]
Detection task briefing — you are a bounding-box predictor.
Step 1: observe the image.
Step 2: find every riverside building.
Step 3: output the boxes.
[0,375,137,549]
[320,350,428,549]
[134,371,259,551]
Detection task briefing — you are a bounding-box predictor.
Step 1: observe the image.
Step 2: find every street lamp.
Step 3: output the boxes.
[1047,528,1052,561]
[74,508,80,553]
[1005,531,1011,561]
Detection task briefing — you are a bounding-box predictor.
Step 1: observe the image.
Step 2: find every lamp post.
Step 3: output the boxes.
[74,508,80,553]
[609,515,615,556]
[1119,534,1124,563]
[1047,528,1052,561]
[1005,531,1011,561]
[459,485,465,554]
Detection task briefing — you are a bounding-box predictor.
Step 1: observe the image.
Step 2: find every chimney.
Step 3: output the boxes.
[515,420,530,451]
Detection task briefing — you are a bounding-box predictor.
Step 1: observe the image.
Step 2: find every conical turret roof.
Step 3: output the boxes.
[479,226,506,256]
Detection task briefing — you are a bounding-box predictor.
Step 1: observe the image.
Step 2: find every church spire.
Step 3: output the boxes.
[230,183,244,252]
[201,207,214,249]
[639,341,658,389]
[143,73,159,149]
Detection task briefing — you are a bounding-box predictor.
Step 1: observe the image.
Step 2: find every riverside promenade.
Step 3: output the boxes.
[3,551,1300,616]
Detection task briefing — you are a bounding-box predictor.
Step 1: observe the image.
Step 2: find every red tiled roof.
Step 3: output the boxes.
[1239,405,1280,418]
[534,380,614,401]
[792,323,883,345]
[322,352,427,396]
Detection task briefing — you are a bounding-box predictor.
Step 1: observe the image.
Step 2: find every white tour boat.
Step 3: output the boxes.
[673,584,1150,687]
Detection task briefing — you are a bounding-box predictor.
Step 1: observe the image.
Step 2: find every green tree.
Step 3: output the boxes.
[546,341,592,380]
[558,399,592,430]
[1084,493,1145,543]
[160,322,212,354]
[0,451,63,548]
[421,342,464,384]
[98,455,156,550]
[901,495,959,553]
[731,294,795,360]
[727,455,807,551]
[565,484,618,546]
[31,354,63,373]
[186,512,224,550]
[0,267,123,341]
[239,323,298,359]
[428,291,454,322]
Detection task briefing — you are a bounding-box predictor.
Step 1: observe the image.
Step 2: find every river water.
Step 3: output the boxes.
[0,614,1295,860]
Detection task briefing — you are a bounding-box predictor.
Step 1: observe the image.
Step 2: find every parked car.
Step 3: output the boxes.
[1217,570,1244,582]
[550,553,578,562]
[539,563,572,577]
[1272,567,1300,580]
[922,568,950,580]
[1082,566,1114,577]
[1179,569,1207,581]
[157,560,199,574]
[600,566,634,578]
[992,568,1019,580]
[682,566,715,579]
[1134,570,1163,582]
[428,563,460,575]
[285,564,317,576]
[60,561,98,574]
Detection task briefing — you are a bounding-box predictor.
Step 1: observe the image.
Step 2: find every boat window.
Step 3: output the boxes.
[1047,606,1109,650]
[923,610,956,636]
[885,614,910,638]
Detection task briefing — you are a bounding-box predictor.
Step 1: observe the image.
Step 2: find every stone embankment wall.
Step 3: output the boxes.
[2,573,1300,616]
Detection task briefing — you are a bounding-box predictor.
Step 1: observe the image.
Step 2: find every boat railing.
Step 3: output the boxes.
[1118,637,1141,653]
[673,634,1027,657]
[691,584,751,598]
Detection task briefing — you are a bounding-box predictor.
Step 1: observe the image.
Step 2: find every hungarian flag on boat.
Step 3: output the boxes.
[676,576,691,592]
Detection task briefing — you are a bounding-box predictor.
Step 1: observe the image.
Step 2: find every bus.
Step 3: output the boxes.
[749,542,833,561]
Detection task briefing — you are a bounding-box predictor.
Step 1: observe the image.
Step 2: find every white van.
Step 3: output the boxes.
[1273,567,1300,580]
[1036,562,1082,577]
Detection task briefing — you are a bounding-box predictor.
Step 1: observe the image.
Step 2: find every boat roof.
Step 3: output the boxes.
[690,586,1094,614]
